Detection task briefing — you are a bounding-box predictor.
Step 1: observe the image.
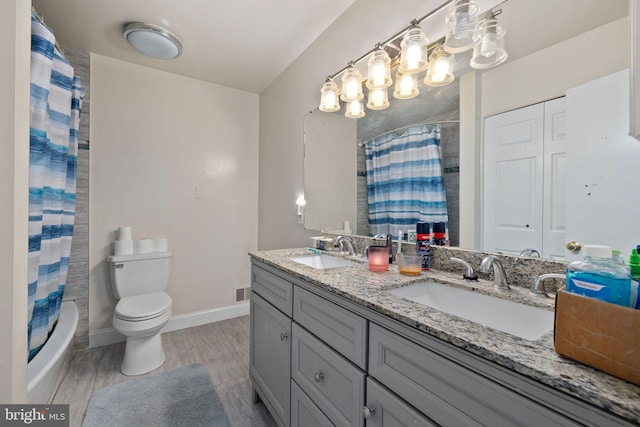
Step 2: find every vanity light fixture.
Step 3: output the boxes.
[393,71,419,99]
[296,196,306,224]
[424,45,455,86]
[317,0,508,119]
[319,78,341,112]
[470,16,508,69]
[345,99,366,118]
[367,87,390,110]
[443,0,481,53]
[340,64,365,102]
[398,24,429,74]
[123,22,182,59]
[366,47,393,89]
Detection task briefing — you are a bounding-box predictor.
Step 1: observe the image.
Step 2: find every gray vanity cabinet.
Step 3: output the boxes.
[250,264,295,427]
[250,260,635,427]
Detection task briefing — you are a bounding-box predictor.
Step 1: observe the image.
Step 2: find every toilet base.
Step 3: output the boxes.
[121,332,166,376]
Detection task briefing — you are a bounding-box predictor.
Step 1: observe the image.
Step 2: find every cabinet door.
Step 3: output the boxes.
[290,380,333,427]
[365,378,437,427]
[250,292,291,427]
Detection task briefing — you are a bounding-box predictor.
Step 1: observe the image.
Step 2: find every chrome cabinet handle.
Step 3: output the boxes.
[280,332,288,341]
[314,371,324,382]
[114,263,124,269]
[363,406,375,419]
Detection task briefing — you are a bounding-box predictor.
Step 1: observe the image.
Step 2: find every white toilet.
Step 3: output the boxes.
[108,251,173,375]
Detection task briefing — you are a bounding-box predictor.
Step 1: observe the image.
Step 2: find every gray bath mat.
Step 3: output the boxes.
[82,363,229,427]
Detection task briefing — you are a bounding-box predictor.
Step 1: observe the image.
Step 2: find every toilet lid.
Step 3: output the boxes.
[115,292,172,321]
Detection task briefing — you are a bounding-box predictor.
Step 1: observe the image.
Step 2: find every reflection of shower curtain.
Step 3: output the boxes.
[365,124,448,237]
[28,12,83,361]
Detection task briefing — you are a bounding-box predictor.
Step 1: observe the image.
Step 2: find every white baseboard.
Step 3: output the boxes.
[88,302,250,349]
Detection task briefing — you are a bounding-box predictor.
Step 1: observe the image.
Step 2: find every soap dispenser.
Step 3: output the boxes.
[566,244,631,307]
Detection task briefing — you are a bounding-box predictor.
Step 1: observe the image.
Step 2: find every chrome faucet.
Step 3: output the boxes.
[450,257,478,280]
[531,273,565,297]
[519,248,541,257]
[334,235,356,256]
[479,255,510,290]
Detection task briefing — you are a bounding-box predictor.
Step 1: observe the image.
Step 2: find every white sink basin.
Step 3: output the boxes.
[388,282,554,341]
[289,254,358,270]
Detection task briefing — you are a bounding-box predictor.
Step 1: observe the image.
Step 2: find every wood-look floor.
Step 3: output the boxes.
[53,315,277,427]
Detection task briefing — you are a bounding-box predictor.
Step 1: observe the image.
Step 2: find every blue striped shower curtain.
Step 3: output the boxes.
[28,12,83,361]
[365,124,448,237]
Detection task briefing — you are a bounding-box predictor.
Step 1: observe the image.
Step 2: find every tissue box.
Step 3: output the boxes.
[554,289,640,385]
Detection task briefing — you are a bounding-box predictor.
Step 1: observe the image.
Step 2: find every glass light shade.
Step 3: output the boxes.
[340,67,364,102]
[424,46,454,86]
[366,50,392,89]
[319,79,341,112]
[470,18,508,70]
[398,27,429,74]
[393,72,419,99]
[367,87,390,110]
[123,23,182,59]
[443,0,480,53]
[345,99,365,119]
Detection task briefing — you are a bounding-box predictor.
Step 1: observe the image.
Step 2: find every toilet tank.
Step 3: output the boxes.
[108,251,172,298]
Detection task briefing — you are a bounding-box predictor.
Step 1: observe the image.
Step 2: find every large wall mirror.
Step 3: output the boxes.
[304,0,631,260]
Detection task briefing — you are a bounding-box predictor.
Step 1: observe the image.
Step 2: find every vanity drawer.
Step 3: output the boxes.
[252,263,293,316]
[365,377,437,427]
[368,323,575,427]
[290,380,333,427]
[291,322,365,427]
[293,286,368,369]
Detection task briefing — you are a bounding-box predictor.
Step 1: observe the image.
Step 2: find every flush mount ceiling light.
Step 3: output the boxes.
[123,22,182,59]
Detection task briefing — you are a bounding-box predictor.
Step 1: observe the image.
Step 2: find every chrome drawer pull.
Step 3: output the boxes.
[113,263,124,269]
[363,406,375,419]
[280,332,288,341]
[314,371,324,382]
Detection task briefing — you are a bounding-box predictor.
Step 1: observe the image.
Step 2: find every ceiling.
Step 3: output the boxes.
[31,0,628,94]
[30,0,357,94]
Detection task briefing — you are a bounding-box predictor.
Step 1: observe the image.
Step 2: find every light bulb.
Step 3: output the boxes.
[345,99,365,118]
[367,87,389,110]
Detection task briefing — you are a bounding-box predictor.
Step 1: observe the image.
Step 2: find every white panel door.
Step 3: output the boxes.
[565,69,640,262]
[484,104,544,255]
[542,98,567,260]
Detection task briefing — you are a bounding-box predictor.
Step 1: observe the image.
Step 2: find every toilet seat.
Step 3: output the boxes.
[115,292,172,322]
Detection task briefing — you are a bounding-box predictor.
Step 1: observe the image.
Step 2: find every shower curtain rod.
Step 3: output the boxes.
[31,7,64,55]
[358,119,460,147]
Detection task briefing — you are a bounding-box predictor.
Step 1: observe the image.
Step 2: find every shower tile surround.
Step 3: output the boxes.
[250,247,640,423]
[61,45,90,350]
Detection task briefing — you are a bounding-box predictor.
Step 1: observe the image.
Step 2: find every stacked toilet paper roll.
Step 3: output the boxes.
[134,239,155,254]
[153,237,168,252]
[113,226,134,255]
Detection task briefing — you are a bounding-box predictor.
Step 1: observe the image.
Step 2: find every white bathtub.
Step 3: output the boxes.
[28,300,79,404]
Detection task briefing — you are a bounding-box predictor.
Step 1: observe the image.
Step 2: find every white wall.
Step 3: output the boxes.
[90,54,259,331]
[258,0,447,250]
[458,18,629,249]
[0,0,29,402]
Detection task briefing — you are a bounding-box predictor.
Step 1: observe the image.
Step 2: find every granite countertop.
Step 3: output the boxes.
[249,247,640,423]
